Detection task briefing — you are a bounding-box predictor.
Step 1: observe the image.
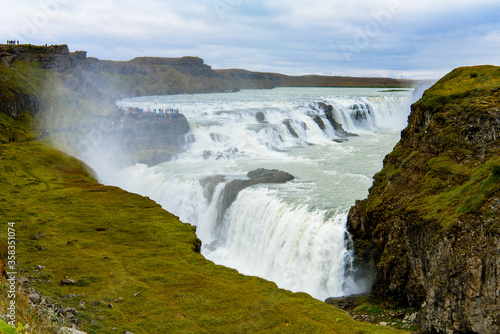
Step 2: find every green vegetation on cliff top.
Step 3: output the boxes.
[0,59,409,332]
[420,65,500,107]
[371,65,500,229]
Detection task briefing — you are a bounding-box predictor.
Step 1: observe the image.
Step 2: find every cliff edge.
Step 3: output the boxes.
[347,65,500,333]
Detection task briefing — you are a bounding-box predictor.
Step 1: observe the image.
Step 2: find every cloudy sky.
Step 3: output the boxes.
[2,0,500,79]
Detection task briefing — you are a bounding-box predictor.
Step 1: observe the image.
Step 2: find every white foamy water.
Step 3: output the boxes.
[91,87,412,300]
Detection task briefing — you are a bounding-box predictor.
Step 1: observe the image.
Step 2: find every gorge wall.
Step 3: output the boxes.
[347,65,500,333]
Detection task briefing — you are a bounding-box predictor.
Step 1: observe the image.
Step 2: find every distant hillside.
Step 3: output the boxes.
[0,43,415,145]
[216,68,412,90]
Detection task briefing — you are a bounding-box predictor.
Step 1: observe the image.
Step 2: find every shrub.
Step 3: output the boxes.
[492,164,500,176]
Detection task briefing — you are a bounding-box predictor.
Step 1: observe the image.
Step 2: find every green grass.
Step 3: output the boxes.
[0,141,408,333]
[421,158,500,228]
[419,65,500,109]
[0,319,16,334]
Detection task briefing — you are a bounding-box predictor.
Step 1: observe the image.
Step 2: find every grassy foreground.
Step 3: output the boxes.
[0,128,406,333]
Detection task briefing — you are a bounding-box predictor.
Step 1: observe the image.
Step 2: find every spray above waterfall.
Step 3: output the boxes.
[84,87,413,300]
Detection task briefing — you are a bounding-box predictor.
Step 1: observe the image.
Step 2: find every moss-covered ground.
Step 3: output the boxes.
[0,140,412,334]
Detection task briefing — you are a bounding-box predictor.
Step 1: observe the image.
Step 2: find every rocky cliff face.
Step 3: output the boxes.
[347,65,500,333]
[0,44,76,72]
[0,93,43,119]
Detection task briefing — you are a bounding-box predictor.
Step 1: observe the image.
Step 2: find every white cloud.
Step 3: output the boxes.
[2,0,499,78]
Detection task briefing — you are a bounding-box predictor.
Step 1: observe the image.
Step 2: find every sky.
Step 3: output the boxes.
[2,0,500,79]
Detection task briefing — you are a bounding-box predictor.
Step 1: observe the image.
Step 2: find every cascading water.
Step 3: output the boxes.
[93,87,412,301]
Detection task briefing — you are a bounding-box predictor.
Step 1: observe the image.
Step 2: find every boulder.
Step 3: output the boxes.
[255,111,267,123]
[60,278,76,286]
[18,276,30,286]
[34,232,46,239]
[28,293,42,304]
[247,168,295,183]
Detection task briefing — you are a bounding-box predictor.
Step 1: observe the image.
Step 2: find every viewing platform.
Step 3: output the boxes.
[118,106,184,122]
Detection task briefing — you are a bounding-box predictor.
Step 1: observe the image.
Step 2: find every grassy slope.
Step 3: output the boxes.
[0,142,410,334]
[0,60,408,333]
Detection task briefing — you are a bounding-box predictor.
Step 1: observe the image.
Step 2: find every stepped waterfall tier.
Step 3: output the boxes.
[79,87,413,300]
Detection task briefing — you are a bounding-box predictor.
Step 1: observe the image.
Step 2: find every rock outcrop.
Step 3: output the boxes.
[115,113,191,165]
[199,169,295,213]
[0,44,74,72]
[346,66,500,333]
[316,102,358,138]
[221,168,295,214]
[198,169,294,240]
[283,118,301,138]
[0,92,43,119]
[200,175,226,201]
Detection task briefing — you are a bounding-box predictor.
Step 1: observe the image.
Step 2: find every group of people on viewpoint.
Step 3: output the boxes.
[6,40,19,45]
[121,106,180,114]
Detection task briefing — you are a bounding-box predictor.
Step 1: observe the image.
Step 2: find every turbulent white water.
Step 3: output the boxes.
[93,87,413,300]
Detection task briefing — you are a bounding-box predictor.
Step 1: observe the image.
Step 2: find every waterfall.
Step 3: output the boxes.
[97,88,413,300]
[206,188,361,299]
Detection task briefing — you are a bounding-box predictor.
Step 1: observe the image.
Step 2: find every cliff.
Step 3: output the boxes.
[347,65,500,333]
[0,44,76,72]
